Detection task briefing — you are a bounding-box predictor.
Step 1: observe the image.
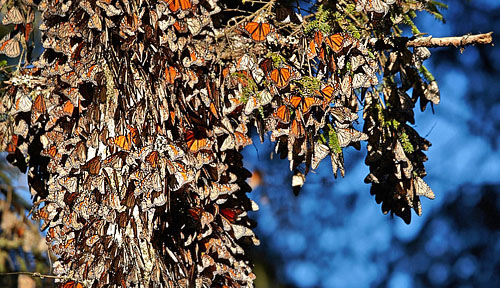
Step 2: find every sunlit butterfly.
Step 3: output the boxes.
[165,0,193,12]
[355,0,395,14]
[315,85,338,107]
[219,208,242,223]
[331,150,345,178]
[2,6,24,25]
[312,143,330,170]
[244,22,272,42]
[270,65,294,89]
[289,118,306,140]
[60,280,84,288]
[335,127,368,147]
[185,129,211,153]
[165,65,180,85]
[272,104,291,124]
[330,106,358,124]
[0,34,21,58]
[325,33,350,54]
[289,95,320,114]
[306,31,323,59]
[113,126,140,151]
[145,151,160,169]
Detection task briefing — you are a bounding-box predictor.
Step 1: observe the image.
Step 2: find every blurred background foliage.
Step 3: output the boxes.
[0,0,499,287]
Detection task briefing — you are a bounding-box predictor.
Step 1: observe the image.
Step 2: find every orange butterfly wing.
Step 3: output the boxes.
[290,119,305,139]
[167,0,192,12]
[270,67,291,89]
[114,135,131,151]
[245,22,271,42]
[185,130,209,152]
[302,97,317,113]
[165,66,178,84]
[145,151,159,168]
[60,281,83,288]
[273,105,290,124]
[325,33,344,53]
[180,0,192,10]
[62,100,75,115]
[317,85,337,106]
[314,31,323,47]
[33,94,47,113]
[307,39,318,59]
[6,135,18,153]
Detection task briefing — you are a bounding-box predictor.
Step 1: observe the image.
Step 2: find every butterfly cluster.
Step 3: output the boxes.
[0,0,443,287]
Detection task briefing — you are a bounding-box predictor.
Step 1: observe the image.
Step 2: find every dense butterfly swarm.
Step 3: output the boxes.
[0,0,443,287]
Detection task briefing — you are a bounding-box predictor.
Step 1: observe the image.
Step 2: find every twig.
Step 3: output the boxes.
[0,271,63,280]
[407,32,493,48]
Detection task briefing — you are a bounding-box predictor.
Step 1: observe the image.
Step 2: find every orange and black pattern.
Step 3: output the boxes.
[0,0,440,286]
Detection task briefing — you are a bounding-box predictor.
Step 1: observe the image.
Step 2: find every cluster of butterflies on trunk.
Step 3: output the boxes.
[0,0,438,287]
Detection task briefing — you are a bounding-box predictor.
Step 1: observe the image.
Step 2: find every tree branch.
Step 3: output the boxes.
[407,32,493,48]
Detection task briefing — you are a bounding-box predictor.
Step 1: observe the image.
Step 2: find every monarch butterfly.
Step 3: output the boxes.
[270,66,294,89]
[15,94,32,112]
[41,145,58,158]
[2,6,24,25]
[165,0,192,12]
[307,31,323,59]
[355,0,394,14]
[234,131,252,148]
[220,208,241,223]
[0,34,21,58]
[352,72,371,89]
[236,54,256,71]
[145,151,160,169]
[165,66,179,85]
[289,95,319,114]
[292,169,306,196]
[185,130,210,152]
[32,94,47,123]
[186,16,209,36]
[315,85,338,107]
[82,156,101,175]
[272,104,291,124]
[113,126,139,151]
[5,135,18,153]
[62,100,75,115]
[307,39,318,60]
[312,143,330,170]
[331,150,345,178]
[59,176,78,194]
[325,33,348,54]
[330,106,358,124]
[335,127,368,148]
[289,118,306,140]
[60,280,84,288]
[173,20,188,33]
[259,58,273,75]
[412,176,435,199]
[244,22,272,42]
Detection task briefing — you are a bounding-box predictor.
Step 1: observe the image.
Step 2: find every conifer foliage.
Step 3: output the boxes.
[0,0,488,287]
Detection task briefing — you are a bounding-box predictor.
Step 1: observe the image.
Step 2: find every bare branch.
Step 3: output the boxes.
[0,271,63,280]
[407,32,493,48]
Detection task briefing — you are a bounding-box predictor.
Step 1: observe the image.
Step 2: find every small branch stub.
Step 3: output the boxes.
[407,32,493,48]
